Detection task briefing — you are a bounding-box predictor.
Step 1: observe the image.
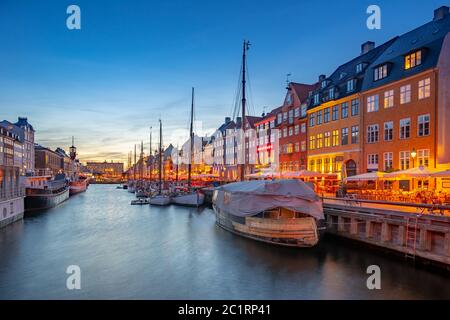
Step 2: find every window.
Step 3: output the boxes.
[316,134,323,149]
[288,127,293,136]
[286,143,294,154]
[277,113,282,124]
[294,142,300,153]
[317,159,323,172]
[294,107,300,118]
[384,90,394,108]
[301,105,307,118]
[309,159,315,171]
[301,141,306,152]
[283,112,288,122]
[324,108,330,123]
[314,94,320,105]
[399,151,410,170]
[329,88,335,100]
[384,121,393,141]
[418,78,431,99]
[317,110,322,125]
[324,132,331,147]
[400,85,411,104]
[356,63,363,73]
[384,152,393,171]
[309,136,316,150]
[374,64,388,81]
[367,124,379,143]
[351,126,359,144]
[351,99,359,116]
[301,123,306,133]
[418,114,430,137]
[418,149,430,167]
[347,79,355,92]
[283,128,287,137]
[332,130,339,146]
[341,102,349,118]
[341,127,349,145]
[405,50,422,70]
[321,80,327,88]
[368,154,379,166]
[367,95,379,112]
[400,118,411,139]
[309,113,315,127]
[294,125,300,135]
[270,120,275,128]
[332,105,339,121]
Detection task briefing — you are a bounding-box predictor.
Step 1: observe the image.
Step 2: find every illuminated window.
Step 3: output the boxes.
[400,85,411,104]
[367,95,379,112]
[384,90,394,108]
[374,64,388,81]
[309,136,316,150]
[418,114,430,137]
[316,134,323,149]
[384,121,393,141]
[418,149,430,167]
[405,50,422,70]
[399,151,410,170]
[294,142,300,153]
[324,132,331,147]
[301,141,306,152]
[317,159,323,173]
[332,130,339,146]
[400,118,411,139]
[309,159,315,171]
[367,124,379,143]
[418,78,431,99]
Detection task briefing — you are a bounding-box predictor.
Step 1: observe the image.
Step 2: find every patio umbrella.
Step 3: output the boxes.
[431,170,450,178]
[384,166,432,179]
[344,171,386,182]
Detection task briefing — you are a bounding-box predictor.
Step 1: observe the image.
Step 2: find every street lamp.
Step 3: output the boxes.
[411,148,417,168]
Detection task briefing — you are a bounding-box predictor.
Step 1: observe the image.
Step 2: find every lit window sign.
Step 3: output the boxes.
[257,144,273,152]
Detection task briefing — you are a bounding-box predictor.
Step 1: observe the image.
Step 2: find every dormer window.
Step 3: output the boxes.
[356,63,363,73]
[313,93,320,105]
[321,80,327,89]
[286,93,293,105]
[329,88,335,100]
[347,79,355,92]
[405,50,422,70]
[374,64,388,81]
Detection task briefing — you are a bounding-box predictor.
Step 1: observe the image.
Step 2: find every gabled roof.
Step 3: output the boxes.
[290,82,317,102]
[362,12,450,91]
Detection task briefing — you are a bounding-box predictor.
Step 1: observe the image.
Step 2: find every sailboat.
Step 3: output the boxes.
[149,119,171,206]
[171,87,205,207]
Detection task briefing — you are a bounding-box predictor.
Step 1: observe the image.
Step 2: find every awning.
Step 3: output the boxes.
[384,166,433,179]
[345,171,386,182]
[430,170,450,178]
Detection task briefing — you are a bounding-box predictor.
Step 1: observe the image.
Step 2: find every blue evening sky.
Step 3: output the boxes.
[0,0,446,163]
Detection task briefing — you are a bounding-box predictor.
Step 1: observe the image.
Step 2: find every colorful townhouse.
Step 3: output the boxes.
[361,6,450,191]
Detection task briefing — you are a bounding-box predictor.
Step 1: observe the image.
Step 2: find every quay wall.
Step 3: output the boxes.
[0,197,25,228]
[324,202,450,266]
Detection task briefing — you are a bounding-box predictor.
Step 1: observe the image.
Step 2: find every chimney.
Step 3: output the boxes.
[434,6,449,21]
[318,74,326,82]
[361,41,375,55]
[225,117,231,124]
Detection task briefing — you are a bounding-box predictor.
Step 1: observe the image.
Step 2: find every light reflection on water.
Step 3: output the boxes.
[0,184,449,299]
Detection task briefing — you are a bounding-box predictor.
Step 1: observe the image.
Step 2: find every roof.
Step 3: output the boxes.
[308,38,396,109]
[14,117,34,132]
[362,12,450,91]
[290,82,317,102]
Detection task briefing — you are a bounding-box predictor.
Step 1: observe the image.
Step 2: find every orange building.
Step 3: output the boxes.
[306,39,395,181]
[361,6,450,191]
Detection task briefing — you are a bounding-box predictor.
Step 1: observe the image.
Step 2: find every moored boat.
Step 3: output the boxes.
[171,191,205,207]
[131,198,150,205]
[212,179,325,247]
[149,194,171,206]
[24,174,70,212]
[69,177,88,196]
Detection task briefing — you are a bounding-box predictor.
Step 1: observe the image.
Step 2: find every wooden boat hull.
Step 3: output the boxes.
[149,195,171,206]
[171,192,205,207]
[25,188,70,212]
[213,205,320,247]
[69,180,87,196]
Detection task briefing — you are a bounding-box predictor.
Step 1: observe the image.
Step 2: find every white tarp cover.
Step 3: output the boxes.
[214,179,324,220]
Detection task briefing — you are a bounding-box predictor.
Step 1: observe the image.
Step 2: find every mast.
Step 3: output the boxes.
[140,141,144,181]
[134,144,137,181]
[159,120,163,194]
[240,40,250,181]
[188,87,194,189]
[149,127,152,181]
[176,145,179,182]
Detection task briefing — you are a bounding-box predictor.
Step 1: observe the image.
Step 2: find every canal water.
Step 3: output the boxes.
[0,184,449,300]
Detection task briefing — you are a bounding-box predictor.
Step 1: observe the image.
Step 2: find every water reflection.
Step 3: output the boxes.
[0,185,449,299]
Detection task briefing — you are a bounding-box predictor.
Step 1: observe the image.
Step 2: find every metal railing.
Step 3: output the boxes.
[0,186,25,201]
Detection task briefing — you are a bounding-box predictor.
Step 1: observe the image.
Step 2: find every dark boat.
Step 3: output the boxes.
[25,174,70,212]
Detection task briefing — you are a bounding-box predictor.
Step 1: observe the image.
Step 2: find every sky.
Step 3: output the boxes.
[0,0,447,164]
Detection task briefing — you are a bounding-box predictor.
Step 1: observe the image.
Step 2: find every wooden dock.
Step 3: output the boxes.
[323,198,450,267]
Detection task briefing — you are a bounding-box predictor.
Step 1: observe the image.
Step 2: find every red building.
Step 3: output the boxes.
[276,82,317,173]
